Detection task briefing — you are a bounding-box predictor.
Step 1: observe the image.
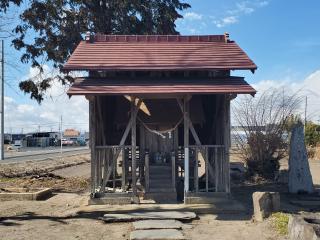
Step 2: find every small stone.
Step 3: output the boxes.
[252,192,280,222]
[288,214,320,240]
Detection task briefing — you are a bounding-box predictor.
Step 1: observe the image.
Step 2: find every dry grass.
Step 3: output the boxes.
[0,175,90,192]
[0,153,91,193]
[0,154,90,178]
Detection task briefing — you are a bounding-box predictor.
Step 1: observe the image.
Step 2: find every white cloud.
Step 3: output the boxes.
[184,12,203,21]
[258,1,269,7]
[214,16,238,28]
[5,66,88,133]
[214,0,269,28]
[251,70,320,123]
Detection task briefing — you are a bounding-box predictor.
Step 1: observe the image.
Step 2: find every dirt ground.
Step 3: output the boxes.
[0,192,284,240]
[0,152,319,240]
[0,154,90,192]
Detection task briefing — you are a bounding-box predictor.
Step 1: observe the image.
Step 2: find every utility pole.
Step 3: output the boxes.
[60,115,63,155]
[0,40,4,160]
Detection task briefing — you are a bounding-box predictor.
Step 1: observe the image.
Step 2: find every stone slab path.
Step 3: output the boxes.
[130,229,185,240]
[108,211,197,240]
[102,211,196,222]
[133,220,184,230]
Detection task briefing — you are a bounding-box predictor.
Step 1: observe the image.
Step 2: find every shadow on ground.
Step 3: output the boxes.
[1,182,319,226]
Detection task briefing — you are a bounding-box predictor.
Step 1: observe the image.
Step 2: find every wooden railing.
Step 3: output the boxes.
[93,145,140,195]
[189,145,229,193]
[92,144,229,195]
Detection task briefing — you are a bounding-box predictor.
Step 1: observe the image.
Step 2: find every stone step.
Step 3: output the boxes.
[149,165,171,172]
[149,173,172,179]
[130,229,185,240]
[101,211,197,222]
[89,196,133,205]
[144,191,177,203]
[150,165,171,169]
[147,187,176,193]
[133,220,184,230]
[149,179,172,186]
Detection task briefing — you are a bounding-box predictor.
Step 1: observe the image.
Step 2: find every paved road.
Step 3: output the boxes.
[2,147,90,163]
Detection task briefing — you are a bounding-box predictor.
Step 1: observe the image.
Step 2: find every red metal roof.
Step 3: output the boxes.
[67,76,256,96]
[63,34,257,71]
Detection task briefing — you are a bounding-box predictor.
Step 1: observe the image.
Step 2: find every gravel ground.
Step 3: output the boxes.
[0,192,285,240]
[0,152,319,239]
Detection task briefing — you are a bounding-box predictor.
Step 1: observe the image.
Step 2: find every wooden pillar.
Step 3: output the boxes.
[194,148,199,192]
[145,151,149,192]
[205,147,209,192]
[224,95,231,193]
[171,151,176,191]
[214,147,219,192]
[131,98,137,195]
[89,96,96,196]
[183,96,190,197]
[113,149,116,191]
[121,147,126,191]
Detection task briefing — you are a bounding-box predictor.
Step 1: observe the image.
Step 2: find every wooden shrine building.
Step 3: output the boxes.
[64,33,257,204]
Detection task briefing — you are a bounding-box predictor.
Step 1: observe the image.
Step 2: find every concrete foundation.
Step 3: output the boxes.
[88,192,137,205]
[0,188,51,201]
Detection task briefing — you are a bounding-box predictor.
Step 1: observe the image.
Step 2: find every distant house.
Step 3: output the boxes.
[4,134,26,144]
[63,128,80,141]
[26,132,59,147]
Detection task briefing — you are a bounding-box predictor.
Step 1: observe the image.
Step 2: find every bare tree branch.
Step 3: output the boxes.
[232,87,302,179]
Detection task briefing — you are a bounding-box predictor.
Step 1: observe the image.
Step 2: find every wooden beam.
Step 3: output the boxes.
[96,97,109,194]
[89,97,96,196]
[171,151,176,191]
[120,99,142,146]
[101,99,143,191]
[224,95,231,193]
[215,146,219,192]
[194,148,199,192]
[113,151,116,191]
[145,151,150,192]
[131,98,137,195]
[121,147,126,190]
[205,147,209,192]
[183,97,190,195]
[177,98,201,146]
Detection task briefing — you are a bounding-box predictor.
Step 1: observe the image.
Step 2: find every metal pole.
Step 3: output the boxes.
[60,115,63,155]
[0,40,4,160]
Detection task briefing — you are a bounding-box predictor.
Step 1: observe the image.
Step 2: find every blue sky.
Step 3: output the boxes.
[2,0,320,133]
[177,0,320,83]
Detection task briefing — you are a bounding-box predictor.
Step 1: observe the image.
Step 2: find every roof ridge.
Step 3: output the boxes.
[91,34,229,43]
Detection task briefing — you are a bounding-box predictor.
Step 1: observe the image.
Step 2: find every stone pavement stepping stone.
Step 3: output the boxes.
[133,220,184,230]
[130,229,185,240]
[102,211,196,222]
